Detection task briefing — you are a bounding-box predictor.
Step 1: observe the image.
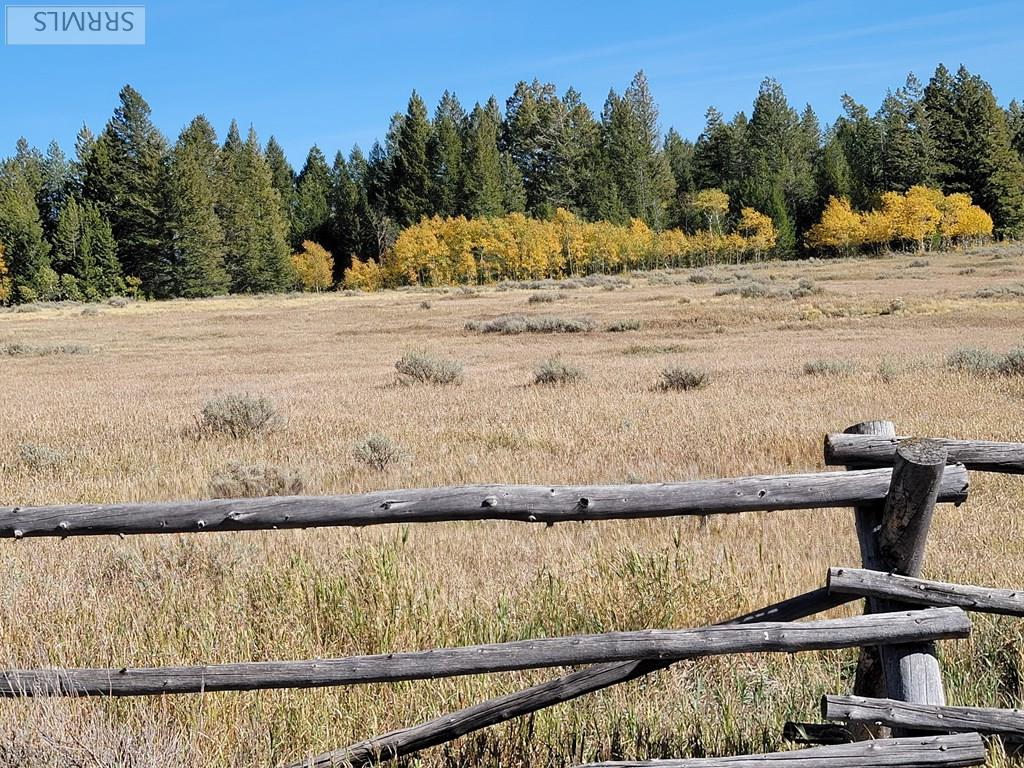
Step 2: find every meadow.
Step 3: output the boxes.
[1,247,1023,767]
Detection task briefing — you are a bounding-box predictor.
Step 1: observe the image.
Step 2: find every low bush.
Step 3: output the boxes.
[534,357,586,385]
[606,319,641,332]
[209,462,305,498]
[196,394,279,438]
[352,434,405,470]
[658,366,710,391]
[465,314,596,334]
[395,350,464,385]
[18,442,69,471]
[802,359,856,376]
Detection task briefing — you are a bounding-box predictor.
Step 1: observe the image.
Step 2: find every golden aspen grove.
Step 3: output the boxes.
[343,202,776,290]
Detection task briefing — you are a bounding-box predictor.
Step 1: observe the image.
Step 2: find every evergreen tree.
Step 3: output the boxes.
[877,75,934,192]
[328,149,373,280]
[463,99,505,217]
[601,72,675,229]
[923,64,963,191]
[167,115,229,297]
[834,94,883,209]
[692,107,746,200]
[428,91,466,217]
[292,145,332,248]
[39,141,71,240]
[0,158,52,298]
[499,152,527,213]
[663,129,695,225]
[817,134,852,206]
[265,136,296,229]
[390,91,433,226]
[53,196,122,298]
[1008,100,1024,161]
[89,85,170,296]
[218,122,292,292]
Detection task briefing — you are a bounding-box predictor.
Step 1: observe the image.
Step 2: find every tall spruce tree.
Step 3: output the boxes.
[0,156,52,299]
[877,75,934,192]
[53,196,122,298]
[692,107,746,200]
[601,72,675,229]
[834,94,883,209]
[167,115,229,297]
[88,85,170,296]
[463,99,505,217]
[265,136,296,231]
[1008,100,1024,160]
[218,122,292,292]
[292,145,332,248]
[428,91,466,217]
[390,91,433,226]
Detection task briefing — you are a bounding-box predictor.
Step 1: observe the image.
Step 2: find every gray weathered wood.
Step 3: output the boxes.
[0,608,969,698]
[285,587,855,768]
[823,695,1024,739]
[828,568,1024,617]
[826,433,1024,474]
[875,440,949,712]
[0,467,969,539]
[843,421,898,719]
[572,733,986,768]
[782,722,854,745]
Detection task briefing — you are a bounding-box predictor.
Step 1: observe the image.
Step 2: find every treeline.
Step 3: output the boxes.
[0,64,1022,302]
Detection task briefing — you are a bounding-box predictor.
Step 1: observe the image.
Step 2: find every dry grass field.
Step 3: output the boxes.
[1,247,1023,767]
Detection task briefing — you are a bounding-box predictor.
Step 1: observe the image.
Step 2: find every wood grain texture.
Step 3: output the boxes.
[572,733,986,768]
[823,694,1024,738]
[0,467,969,539]
[0,608,970,698]
[285,587,855,768]
[825,433,1024,473]
[828,568,1024,617]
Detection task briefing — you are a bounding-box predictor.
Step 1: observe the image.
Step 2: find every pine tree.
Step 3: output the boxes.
[463,99,505,217]
[1008,100,1024,160]
[663,128,695,227]
[601,73,675,229]
[39,141,71,240]
[0,157,52,299]
[692,107,746,201]
[877,75,934,192]
[89,85,170,296]
[265,136,296,235]
[390,91,433,226]
[923,64,964,191]
[428,91,466,218]
[328,149,372,280]
[834,94,883,209]
[218,122,292,292]
[292,145,332,248]
[53,196,122,298]
[817,134,852,207]
[167,115,229,297]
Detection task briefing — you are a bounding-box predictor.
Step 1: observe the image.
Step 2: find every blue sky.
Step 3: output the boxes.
[2,0,1022,167]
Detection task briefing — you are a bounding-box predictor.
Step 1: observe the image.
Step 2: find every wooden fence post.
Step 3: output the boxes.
[873,439,949,713]
[841,420,896,720]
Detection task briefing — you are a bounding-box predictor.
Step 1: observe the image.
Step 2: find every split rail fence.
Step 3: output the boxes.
[2,419,1023,768]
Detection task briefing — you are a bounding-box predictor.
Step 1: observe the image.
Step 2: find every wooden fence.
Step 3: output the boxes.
[2,418,1022,768]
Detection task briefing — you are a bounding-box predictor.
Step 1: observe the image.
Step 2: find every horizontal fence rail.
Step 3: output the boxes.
[825,434,1024,474]
[0,467,970,539]
[573,733,987,768]
[823,695,1024,739]
[0,608,970,698]
[828,567,1024,617]
[286,587,859,768]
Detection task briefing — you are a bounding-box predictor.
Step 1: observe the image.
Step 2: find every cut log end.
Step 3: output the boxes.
[897,439,950,468]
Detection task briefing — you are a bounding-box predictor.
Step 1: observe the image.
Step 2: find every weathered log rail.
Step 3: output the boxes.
[0,466,969,539]
[573,733,988,768]
[823,695,1024,740]
[825,434,1024,474]
[0,608,969,698]
[2,421,1021,768]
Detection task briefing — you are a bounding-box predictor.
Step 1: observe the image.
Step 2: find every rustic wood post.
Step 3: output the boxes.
[873,439,950,713]
[841,420,897,722]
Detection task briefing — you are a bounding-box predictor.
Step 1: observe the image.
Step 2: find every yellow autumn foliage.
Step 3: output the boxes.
[290,241,334,292]
[809,187,992,255]
[0,243,11,304]
[355,206,780,290]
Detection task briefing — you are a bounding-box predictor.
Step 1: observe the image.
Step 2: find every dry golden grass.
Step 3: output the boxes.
[0,247,1023,767]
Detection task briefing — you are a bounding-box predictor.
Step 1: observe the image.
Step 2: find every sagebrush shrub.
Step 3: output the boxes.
[465,314,595,334]
[353,434,404,470]
[18,442,69,471]
[394,350,464,385]
[209,462,305,498]
[197,394,279,438]
[658,366,709,391]
[534,357,586,385]
[803,359,856,376]
[945,348,1004,376]
[606,319,641,332]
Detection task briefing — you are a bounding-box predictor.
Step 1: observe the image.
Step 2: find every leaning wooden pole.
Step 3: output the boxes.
[874,439,951,711]
[572,733,987,768]
[284,588,858,768]
[0,608,968,698]
[841,420,898,713]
